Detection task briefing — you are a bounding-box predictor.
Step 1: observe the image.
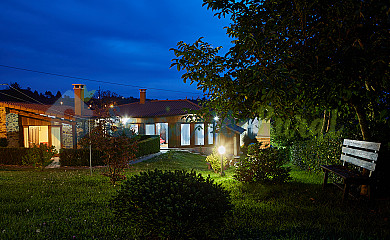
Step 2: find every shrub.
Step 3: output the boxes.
[22,143,56,170]
[111,169,233,239]
[205,147,228,173]
[0,147,28,165]
[240,133,258,155]
[234,142,291,184]
[59,149,105,166]
[290,131,343,173]
[135,135,160,158]
[0,138,8,147]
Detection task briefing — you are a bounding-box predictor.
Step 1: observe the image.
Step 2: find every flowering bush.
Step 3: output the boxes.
[205,147,228,173]
[22,143,56,170]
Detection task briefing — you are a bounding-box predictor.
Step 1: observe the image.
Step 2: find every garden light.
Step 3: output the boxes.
[218,145,226,176]
[218,145,225,155]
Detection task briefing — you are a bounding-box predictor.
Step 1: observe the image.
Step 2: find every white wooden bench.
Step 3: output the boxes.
[320,139,381,202]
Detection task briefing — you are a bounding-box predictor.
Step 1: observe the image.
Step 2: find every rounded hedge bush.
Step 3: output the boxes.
[110,169,232,239]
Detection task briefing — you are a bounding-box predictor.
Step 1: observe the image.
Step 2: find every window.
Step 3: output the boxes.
[207,124,214,145]
[195,123,204,145]
[23,127,28,148]
[181,124,190,146]
[145,124,155,135]
[130,124,139,134]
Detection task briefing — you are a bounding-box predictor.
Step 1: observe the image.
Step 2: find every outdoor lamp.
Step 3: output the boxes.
[218,145,226,176]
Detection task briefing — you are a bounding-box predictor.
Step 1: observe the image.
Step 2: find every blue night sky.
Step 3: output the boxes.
[0,0,232,100]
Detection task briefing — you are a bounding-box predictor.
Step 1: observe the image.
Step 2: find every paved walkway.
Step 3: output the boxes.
[45,157,61,169]
[45,149,169,168]
[129,151,164,165]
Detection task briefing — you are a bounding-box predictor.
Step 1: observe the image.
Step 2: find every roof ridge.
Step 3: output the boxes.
[0,101,52,107]
[118,99,200,106]
[150,99,189,103]
[183,99,201,108]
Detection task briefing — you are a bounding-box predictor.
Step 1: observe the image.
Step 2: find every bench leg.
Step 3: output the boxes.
[323,171,329,190]
[368,185,373,200]
[342,183,350,203]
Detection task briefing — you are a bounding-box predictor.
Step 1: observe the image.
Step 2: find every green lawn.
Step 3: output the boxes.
[1,151,389,239]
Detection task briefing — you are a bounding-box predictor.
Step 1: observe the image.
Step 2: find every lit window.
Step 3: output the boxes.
[195,123,204,145]
[130,124,138,134]
[208,124,214,145]
[145,124,155,135]
[181,124,190,146]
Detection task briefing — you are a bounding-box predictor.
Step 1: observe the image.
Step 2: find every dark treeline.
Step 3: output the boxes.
[0,82,141,106]
[0,82,62,104]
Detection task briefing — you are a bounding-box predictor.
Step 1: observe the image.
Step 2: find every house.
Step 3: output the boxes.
[239,118,271,147]
[1,84,269,157]
[117,89,217,149]
[0,84,93,151]
[116,89,272,156]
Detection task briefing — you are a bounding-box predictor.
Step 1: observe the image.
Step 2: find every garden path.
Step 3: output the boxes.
[45,157,60,168]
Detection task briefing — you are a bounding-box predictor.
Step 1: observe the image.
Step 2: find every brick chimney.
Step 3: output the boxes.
[73,84,85,116]
[140,89,146,104]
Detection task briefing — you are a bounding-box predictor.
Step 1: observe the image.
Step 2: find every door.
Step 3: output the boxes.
[51,126,61,152]
[28,126,39,147]
[156,123,168,144]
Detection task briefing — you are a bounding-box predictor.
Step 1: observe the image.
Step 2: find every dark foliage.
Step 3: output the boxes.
[59,149,105,167]
[0,82,61,104]
[111,169,232,239]
[241,133,259,155]
[234,142,291,184]
[0,147,28,165]
[290,132,343,173]
[135,135,160,158]
[0,138,8,147]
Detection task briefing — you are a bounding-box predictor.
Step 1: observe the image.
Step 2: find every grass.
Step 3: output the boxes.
[1,151,389,239]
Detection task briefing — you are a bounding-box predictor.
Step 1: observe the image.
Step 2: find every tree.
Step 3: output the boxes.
[171,0,389,141]
[79,97,138,184]
[55,91,62,99]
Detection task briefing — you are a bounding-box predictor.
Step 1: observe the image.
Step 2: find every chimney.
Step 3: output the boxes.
[73,84,85,116]
[140,89,146,104]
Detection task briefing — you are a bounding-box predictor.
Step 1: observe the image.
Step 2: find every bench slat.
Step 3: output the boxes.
[343,139,381,151]
[323,139,381,202]
[342,147,379,161]
[340,155,376,171]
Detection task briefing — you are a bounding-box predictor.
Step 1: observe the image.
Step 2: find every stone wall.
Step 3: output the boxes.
[0,107,6,139]
[62,123,73,149]
[3,112,20,147]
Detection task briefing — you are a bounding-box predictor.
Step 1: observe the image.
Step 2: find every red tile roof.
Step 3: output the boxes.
[117,99,200,118]
[0,101,94,120]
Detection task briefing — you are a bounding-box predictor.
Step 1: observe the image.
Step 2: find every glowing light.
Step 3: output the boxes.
[214,116,219,121]
[121,117,130,124]
[218,146,226,155]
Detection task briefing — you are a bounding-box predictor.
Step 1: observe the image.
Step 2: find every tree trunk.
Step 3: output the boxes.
[352,104,371,141]
[321,110,327,134]
[352,103,371,196]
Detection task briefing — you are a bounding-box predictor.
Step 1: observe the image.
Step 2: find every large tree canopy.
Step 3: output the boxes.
[171,0,389,141]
